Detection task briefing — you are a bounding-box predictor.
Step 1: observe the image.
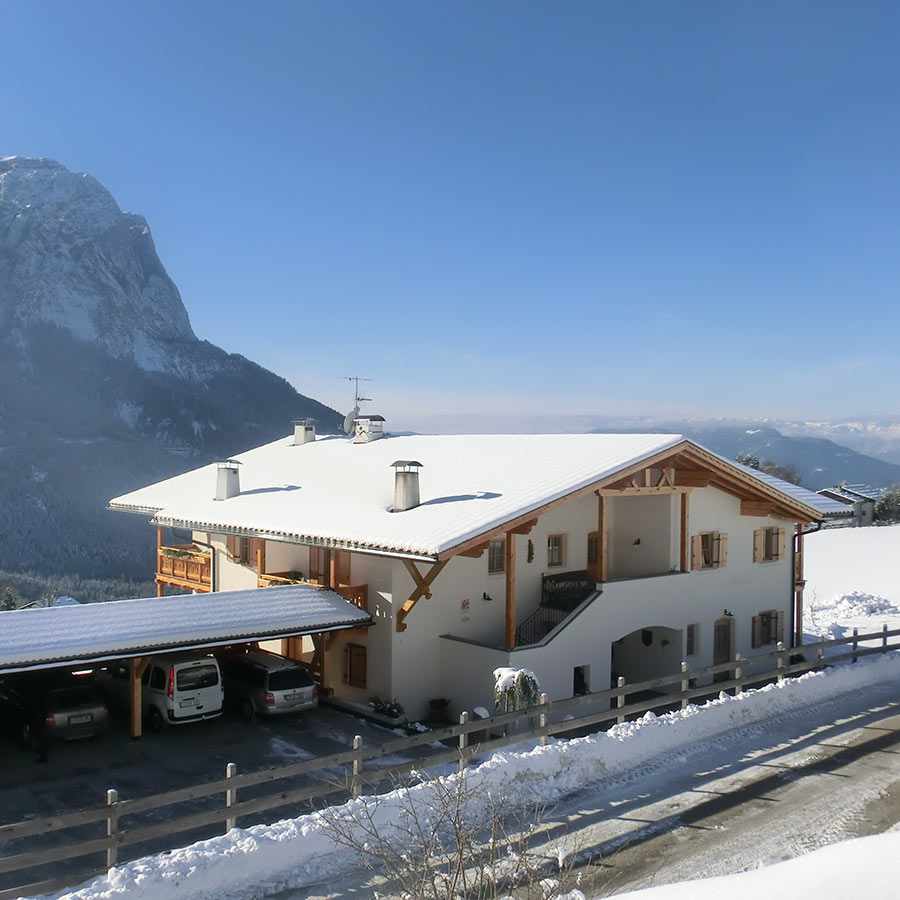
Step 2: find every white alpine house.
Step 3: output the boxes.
[109,418,827,720]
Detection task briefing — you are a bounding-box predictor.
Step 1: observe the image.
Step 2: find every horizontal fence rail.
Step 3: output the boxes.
[2,625,899,900]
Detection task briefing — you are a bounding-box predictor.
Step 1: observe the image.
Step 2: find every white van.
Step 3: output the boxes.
[101,653,224,731]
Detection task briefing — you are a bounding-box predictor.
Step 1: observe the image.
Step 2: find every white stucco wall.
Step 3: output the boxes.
[607,495,675,579]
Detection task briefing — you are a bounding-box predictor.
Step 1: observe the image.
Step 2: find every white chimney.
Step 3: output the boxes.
[292,418,316,446]
[392,460,423,511]
[215,459,241,500]
[353,414,385,443]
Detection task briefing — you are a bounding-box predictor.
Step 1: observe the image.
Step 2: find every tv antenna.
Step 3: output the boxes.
[341,376,373,435]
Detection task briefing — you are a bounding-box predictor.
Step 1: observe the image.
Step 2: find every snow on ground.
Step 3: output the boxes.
[608,830,900,900]
[805,524,900,642]
[31,524,900,900]
[805,524,900,607]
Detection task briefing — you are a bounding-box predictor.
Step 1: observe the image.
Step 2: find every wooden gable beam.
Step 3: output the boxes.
[397,559,448,632]
[674,470,713,487]
[508,518,538,535]
[741,499,777,517]
[459,542,489,558]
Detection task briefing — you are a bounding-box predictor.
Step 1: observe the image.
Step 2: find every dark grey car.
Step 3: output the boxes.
[217,649,318,720]
[0,672,109,748]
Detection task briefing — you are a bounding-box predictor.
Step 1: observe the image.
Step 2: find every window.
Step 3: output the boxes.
[488,539,505,574]
[691,532,728,570]
[547,534,566,568]
[345,643,367,689]
[573,665,590,695]
[754,527,786,563]
[752,610,784,648]
[227,535,263,567]
[686,623,698,657]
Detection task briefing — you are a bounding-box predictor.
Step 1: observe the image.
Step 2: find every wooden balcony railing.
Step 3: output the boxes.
[258,571,368,612]
[157,545,212,592]
[336,583,368,612]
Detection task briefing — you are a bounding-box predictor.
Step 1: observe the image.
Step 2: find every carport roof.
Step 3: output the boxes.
[0,585,371,673]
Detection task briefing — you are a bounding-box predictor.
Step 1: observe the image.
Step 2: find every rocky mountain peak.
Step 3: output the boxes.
[0,156,195,370]
[0,157,339,579]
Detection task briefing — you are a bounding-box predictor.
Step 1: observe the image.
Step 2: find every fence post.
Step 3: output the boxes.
[776,642,785,683]
[883,623,888,653]
[539,692,549,747]
[734,652,743,695]
[852,627,859,664]
[818,634,825,661]
[458,711,469,773]
[617,676,626,725]
[351,734,363,799]
[680,662,689,709]
[106,788,118,870]
[225,762,237,832]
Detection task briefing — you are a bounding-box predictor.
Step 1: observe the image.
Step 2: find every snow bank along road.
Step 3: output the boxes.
[37,650,900,900]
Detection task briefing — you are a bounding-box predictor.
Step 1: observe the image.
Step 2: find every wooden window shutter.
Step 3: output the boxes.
[226,535,238,560]
[776,528,787,561]
[752,615,761,649]
[587,531,601,581]
[691,534,703,571]
[776,610,785,644]
[717,533,728,567]
[753,528,764,564]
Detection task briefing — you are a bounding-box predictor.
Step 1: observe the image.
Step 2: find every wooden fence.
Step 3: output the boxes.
[2,625,898,900]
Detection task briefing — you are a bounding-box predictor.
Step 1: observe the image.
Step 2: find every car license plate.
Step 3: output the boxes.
[285,693,301,702]
[179,698,198,708]
[68,714,92,725]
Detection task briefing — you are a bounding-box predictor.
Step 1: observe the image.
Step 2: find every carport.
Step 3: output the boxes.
[0,585,372,737]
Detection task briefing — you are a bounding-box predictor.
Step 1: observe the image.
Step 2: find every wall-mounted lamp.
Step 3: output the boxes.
[483,592,493,602]
[723,609,734,617]
[632,538,641,546]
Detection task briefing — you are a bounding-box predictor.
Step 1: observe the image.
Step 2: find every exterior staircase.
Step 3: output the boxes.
[514,570,598,646]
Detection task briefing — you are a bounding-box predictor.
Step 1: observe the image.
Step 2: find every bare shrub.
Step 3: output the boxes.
[317,769,580,900]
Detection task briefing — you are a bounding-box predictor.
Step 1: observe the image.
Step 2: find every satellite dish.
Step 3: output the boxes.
[342,404,360,435]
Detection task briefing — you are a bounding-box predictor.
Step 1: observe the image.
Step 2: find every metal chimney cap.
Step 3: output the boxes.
[216,459,242,468]
[355,414,386,422]
[292,417,317,425]
[390,460,424,470]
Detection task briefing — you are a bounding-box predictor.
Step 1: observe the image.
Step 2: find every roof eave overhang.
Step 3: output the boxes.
[108,501,165,516]
[150,515,441,564]
[438,438,821,561]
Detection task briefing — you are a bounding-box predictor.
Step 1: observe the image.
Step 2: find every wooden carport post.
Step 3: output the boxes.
[130,657,150,739]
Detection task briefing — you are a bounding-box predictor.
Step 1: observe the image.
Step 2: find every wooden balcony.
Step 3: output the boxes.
[157,545,212,593]
[259,571,368,612]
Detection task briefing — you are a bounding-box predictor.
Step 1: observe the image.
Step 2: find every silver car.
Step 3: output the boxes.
[217,649,318,720]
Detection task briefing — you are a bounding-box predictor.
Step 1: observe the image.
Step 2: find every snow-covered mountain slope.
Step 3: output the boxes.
[0,156,339,578]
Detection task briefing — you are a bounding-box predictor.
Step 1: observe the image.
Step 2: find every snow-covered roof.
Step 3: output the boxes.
[0,585,371,672]
[732,463,850,516]
[111,433,690,558]
[109,432,823,560]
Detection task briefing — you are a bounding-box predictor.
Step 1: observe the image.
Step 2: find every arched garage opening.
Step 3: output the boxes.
[611,626,683,695]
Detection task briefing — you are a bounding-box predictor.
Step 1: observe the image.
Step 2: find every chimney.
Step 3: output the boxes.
[392,460,423,511]
[353,414,385,444]
[215,459,241,500]
[292,418,316,446]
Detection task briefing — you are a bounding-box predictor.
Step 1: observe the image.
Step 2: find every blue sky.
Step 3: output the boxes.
[5,1,900,427]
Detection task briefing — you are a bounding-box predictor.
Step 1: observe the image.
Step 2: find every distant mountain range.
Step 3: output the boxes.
[587,418,900,491]
[0,156,339,578]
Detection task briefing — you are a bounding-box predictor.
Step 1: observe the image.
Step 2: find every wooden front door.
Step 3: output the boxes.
[713,617,732,683]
